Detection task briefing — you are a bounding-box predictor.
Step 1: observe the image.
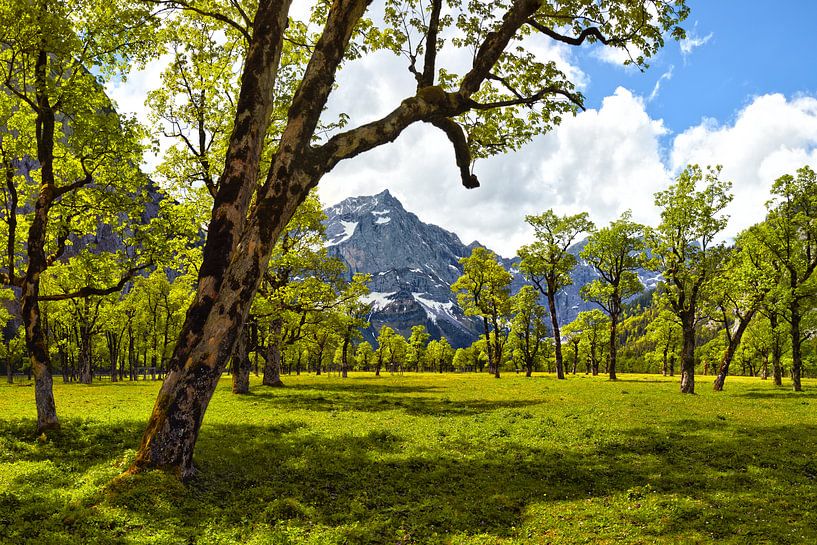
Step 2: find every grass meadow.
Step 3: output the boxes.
[1,372,816,544]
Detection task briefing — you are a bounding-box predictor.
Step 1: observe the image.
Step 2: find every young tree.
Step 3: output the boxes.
[132,0,689,477]
[355,341,374,371]
[407,325,431,372]
[752,166,817,391]
[580,211,645,380]
[518,210,593,379]
[452,247,512,378]
[646,165,732,394]
[645,309,682,377]
[563,309,609,376]
[508,285,548,377]
[710,227,775,391]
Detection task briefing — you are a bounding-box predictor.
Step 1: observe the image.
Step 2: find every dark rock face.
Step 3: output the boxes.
[324,191,660,347]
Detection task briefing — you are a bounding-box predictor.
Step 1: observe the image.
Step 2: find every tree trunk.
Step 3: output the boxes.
[661,343,669,376]
[679,312,696,394]
[769,312,783,386]
[262,318,284,387]
[608,307,619,380]
[231,325,251,394]
[713,310,755,392]
[490,314,501,379]
[23,51,60,431]
[790,303,803,392]
[341,333,350,378]
[546,290,565,379]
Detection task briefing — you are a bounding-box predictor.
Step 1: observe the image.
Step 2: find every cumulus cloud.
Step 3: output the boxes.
[670,93,817,239]
[320,87,673,256]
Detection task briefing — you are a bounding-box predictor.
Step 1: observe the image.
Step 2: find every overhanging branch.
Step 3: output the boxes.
[428,118,479,189]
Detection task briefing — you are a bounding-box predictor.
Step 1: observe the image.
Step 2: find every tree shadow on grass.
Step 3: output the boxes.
[2,418,817,543]
[240,389,544,417]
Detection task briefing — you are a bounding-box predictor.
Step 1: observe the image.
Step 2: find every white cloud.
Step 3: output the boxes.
[106,54,172,174]
[680,30,713,57]
[320,87,672,256]
[670,93,817,239]
[648,65,674,102]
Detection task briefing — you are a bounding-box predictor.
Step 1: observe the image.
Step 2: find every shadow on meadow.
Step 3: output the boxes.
[2,387,817,544]
[242,386,543,417]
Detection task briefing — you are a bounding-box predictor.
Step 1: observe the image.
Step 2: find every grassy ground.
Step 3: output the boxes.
[1,372,815,545]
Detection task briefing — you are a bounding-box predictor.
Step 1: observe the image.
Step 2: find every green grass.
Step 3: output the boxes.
[1,373,816,544]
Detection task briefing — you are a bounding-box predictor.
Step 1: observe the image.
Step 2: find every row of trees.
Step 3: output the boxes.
[452,164,816,394]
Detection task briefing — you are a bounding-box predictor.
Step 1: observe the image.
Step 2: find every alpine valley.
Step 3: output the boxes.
[323,190,661,348]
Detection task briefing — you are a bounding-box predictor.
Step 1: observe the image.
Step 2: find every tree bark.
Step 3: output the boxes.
[790,302,803,392]
[23,49,59,432]
[608,305,619,380]
[341,332,350,378]
[679,312,696,394]
[546,288,565,380]
[231,325,251,394]
[262,319,284,387]
[713,310,755,392]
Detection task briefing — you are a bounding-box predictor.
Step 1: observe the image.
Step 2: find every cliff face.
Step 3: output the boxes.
[324,190,481,347]
[324,191,660,347]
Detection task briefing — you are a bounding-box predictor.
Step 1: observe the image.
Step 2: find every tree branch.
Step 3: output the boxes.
[419,0,443,88]
[142,0,251,43]
[526,19,618,47]
[38,263,152,302]
[429,118,479,188]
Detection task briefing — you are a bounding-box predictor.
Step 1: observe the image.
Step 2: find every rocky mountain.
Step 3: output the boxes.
[323,190,660,347]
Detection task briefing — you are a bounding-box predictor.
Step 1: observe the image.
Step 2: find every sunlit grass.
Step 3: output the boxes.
[1,372,815,544]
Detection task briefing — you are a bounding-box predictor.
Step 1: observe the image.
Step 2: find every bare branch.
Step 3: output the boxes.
[429,118,479,189]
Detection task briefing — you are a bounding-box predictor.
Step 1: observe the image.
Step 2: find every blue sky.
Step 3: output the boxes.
[583,1,817,133]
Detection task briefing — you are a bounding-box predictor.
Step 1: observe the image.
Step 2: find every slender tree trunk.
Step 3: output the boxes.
[490,314,501,378]
[6,356,13,384]
[608,306,619,380]
[679,312,696,394]
[713,310,755,392]
[661,343,669,376]
[481,316,494,375]
[790,303,803,392]
[341,333,350,378]
[23,50,59,432]
[262,318,284,387]
[231,325,251,394]
[546,289,565,380]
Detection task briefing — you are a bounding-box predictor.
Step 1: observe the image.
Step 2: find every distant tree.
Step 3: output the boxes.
[509,285,548,377]
[752,166,817,391]
[709,227,776,391]
[564,310,609,376]
[407,325,431,372]
[580,211,646,380]
[518,210,594,379]
[645,309,682,377]
[355,341,374,371]
[646,165,732,394]
[452,247,512,378]
[375,326,396,377]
